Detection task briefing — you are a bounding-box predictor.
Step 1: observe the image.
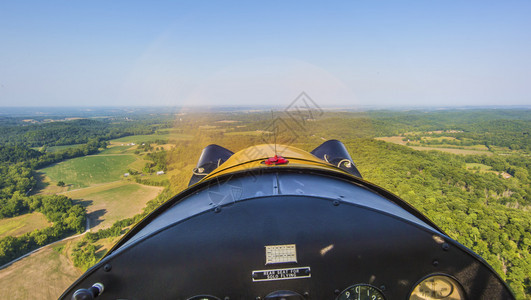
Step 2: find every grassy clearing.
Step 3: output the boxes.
[140,168,182,184]
[31,144,85,153]
[408,146,493,156]
[466,163,493,171]
[0,239,83,300]
[151,143,175,151]
[423,136,458,141]
[225,130,270,136]
[375,136,408,145]
[98,145,134,154]
[33,172,69,195]
[216,120,239,123]
[40,155,136,189]
[465,163,512,178]
[377,137,493,156]
[126,156,152,172]
[65,181,163,231]
[0,213,51,239]
[110,132,192,144]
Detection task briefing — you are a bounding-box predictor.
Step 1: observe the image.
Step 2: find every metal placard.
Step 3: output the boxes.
[252,267,311,282]
[265,244,297,265]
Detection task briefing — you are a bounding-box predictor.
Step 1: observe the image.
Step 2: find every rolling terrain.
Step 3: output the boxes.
[0,109,529,299]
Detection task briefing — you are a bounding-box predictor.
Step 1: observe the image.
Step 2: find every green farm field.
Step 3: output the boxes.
[65,181,163,231]
[40,155,136,188]
[0,212,51,239]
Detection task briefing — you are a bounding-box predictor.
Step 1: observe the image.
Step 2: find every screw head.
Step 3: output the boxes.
[432,260,439,266]
[333,200,340,206]
[334,289,340,295]
[103,264,112,272]
[442,243,450,251]
[379,285,386,291]
[214,206,221,213]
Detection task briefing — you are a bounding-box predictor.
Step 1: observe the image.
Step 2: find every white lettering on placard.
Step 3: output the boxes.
[252,267,311,282]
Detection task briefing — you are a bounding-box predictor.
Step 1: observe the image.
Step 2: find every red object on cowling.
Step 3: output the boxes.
[264,155,289,165]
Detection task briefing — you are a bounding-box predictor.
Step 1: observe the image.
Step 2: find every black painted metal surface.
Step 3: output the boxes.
[60,171,513,300]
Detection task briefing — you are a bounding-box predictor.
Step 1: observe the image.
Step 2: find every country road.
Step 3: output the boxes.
[0,218,90,271]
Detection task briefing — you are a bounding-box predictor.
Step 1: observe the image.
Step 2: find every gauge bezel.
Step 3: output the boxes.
[336,283,386,300]
[186,295,221,300]
[408,273,467,300]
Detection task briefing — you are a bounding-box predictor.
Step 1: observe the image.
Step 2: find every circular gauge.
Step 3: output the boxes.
[186,296,220,300]
[336,284,386,300]
[409,275,466,300]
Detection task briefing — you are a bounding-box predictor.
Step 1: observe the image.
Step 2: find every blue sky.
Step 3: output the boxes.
[0,1,530,107]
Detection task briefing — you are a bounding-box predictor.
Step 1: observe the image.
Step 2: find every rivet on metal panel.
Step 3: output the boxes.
[442,243,450,251]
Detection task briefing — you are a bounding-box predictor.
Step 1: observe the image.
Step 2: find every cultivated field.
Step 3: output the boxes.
[65,181,164,231]
[0,212,51,239]
[40,154,137,188]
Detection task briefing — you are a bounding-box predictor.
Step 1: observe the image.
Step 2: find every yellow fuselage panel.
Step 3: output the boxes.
[199,144,349,182]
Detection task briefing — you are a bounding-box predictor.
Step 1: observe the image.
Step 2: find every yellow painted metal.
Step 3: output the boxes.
[199,144,351,183]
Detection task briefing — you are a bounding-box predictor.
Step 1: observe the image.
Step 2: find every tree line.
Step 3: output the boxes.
[0,194,86,266]
[0,117,173,147]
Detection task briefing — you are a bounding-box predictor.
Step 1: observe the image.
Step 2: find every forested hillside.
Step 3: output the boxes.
[0,117,172,147]
[346,139,530,298]
[367,109,531,151]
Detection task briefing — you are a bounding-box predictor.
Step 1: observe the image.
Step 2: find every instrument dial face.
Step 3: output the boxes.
[336,284,386,300]
[409,275,465,300]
